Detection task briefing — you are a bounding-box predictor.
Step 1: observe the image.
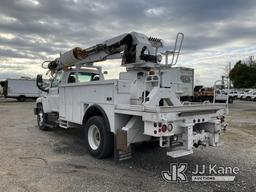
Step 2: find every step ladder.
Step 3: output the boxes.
[59,118,68,129]
[114,148,132,162]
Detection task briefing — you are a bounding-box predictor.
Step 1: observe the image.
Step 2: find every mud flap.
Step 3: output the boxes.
[114,130,132,162]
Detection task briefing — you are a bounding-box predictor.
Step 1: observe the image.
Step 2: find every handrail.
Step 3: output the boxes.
[170,32,184,65]
[162,32,184,66]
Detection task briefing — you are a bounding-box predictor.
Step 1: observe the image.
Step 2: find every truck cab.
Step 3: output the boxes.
[51,67,102,87]
[43,67,102,112]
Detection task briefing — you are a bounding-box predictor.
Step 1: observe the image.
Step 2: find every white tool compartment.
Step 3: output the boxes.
[59,80,116,125]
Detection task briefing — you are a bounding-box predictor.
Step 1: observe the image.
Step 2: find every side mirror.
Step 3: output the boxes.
[37,74,43,86]
[0,81,5,87]
[36,74,48,93]
[103,71,108,75]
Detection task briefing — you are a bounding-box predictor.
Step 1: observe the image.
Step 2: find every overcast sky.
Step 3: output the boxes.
[0,0,256,85]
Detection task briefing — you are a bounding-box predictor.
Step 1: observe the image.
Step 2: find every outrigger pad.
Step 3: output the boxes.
[167,149,193,158]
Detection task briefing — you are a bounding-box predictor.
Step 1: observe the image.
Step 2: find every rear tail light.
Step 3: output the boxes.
[154,122,172,134]
[161,124,167,132]
[149,70,155,75]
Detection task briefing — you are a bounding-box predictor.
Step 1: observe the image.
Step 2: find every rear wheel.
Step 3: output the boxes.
[37,104,48,131]
[17,96,26,102]
[84,116,113,159]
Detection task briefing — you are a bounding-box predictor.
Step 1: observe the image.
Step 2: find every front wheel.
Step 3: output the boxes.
[84,116,113,159]
[37,104,48,131]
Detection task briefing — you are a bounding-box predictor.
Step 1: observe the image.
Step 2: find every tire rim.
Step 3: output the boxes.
[88,124,101,150]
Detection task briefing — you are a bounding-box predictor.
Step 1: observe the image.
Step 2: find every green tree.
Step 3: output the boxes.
[229,60,256,88]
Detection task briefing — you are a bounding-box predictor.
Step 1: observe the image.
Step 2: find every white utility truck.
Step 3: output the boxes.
[0,78,40,101]
[34,32,226,160]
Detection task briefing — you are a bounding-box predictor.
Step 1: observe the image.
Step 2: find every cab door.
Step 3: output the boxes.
[46,71,63,112]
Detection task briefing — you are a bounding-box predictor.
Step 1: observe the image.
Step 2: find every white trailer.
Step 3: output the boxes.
[161,66,194,100]
[0,78,40,101]
[34,32,227,161]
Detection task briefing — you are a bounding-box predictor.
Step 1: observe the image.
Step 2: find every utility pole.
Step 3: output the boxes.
[228,62,231,88]
[249,56,254,66]
[226,62,231,115]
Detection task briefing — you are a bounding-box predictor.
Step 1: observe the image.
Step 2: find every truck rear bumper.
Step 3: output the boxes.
[143,112,225,158]
[115,103,226,158]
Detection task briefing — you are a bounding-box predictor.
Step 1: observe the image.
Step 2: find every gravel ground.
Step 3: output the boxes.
[0,98,255,192]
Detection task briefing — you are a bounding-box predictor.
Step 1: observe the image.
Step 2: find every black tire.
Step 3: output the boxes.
[17,96,26,102]
[37,104,49,131]
[84,116,113,159]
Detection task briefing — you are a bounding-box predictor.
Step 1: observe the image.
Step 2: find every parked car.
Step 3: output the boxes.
[251,93,256,101]
[243,91,256,101]
[237,91,245,100]
[242,91,255,100]
[237,90,250,100]
[229,91,239,99]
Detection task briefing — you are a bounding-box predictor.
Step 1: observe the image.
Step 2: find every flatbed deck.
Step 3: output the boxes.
[115,103,225,115]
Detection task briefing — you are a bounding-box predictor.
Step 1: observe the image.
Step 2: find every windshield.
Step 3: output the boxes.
[51,71,63,87]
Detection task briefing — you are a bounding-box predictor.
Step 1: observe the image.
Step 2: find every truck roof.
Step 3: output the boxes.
[69,67,99,74]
